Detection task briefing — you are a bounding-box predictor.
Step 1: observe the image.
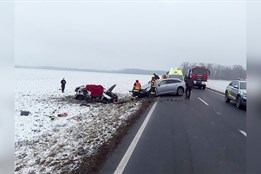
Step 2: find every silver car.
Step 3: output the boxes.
[225,80,246,108]
[156,78,185,96]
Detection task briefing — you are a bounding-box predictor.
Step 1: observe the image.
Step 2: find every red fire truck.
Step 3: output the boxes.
[186,66,210,90]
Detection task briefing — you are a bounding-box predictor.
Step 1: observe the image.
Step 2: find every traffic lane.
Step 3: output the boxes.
[99,99,157,174]
[123,96,245,174]
[191,88,246,132]
[182,94,246,174]
[123,97,194,174]
[163,96,246,174]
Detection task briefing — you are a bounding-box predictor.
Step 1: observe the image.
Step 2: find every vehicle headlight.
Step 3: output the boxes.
[241,92,247,99]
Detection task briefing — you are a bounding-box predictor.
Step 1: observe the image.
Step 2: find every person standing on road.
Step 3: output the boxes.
[185,75,194,99]
[61,78,66,93]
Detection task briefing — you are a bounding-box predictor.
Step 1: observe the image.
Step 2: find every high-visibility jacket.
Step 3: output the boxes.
[133,82,141,92]
[151,79,156,87]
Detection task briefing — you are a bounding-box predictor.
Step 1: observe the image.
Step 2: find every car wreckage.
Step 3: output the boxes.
[75,84,118,104]
[132,78,185,98]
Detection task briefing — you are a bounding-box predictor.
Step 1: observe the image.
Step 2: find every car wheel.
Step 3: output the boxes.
[202,86,206,90]
[225,92,230,103]
[236,96,242,109]
[177,87,184,96]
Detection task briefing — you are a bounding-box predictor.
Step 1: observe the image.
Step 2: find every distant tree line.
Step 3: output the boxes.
[180,62,246,80]
[16,63,246,80]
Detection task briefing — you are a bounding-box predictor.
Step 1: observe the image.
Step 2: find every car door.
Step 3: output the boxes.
[156,80,168,95]
[227,81,235,99]
[231,81,239,100]
[166,79,181,94]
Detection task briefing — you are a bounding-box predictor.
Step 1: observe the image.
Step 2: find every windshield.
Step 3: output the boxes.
[240,82,246,89]
[168,75,183,81]
[192,68,209,75]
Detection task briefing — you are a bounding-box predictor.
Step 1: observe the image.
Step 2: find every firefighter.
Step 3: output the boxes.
[132,80,141,98]
[153,73,160,80]
[149,77,157,96]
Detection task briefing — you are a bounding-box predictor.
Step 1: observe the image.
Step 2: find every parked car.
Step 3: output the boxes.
[156,78,185,96]
[225,80,247,108]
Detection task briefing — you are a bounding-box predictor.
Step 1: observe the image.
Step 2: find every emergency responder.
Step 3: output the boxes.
[184,75,194,99]
[149,77,157,96]
[153,73,160,80]
[132,80,141,98]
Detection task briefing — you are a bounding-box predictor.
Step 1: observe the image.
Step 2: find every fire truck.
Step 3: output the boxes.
[186,66,210,90]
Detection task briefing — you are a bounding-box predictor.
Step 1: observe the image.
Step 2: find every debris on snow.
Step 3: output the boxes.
[57,113,68,117]
[20,111,30,116]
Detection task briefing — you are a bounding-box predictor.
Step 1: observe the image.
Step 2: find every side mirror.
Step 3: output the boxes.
[234,85,239,89]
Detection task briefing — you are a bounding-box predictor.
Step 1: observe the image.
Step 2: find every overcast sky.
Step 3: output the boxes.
[14,1,246,71]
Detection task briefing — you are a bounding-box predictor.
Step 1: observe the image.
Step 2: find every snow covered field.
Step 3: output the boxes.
[15,68,151,173]
[207,79,230,93]
[15,68,230,173]
[15,68,151,142]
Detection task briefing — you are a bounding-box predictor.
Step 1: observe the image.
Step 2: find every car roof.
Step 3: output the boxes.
[161,78,182,81]
[233,80,246,83]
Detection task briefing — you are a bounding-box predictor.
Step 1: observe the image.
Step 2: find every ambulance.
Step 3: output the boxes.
[167,68,184,81]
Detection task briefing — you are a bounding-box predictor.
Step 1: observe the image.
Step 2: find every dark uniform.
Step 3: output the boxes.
[61,78,66,93]
[185,76,194,99]
[153,73,160,80]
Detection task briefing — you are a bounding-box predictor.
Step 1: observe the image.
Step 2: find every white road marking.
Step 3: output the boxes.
[198,97,209,106]
[206,89,225,96]
[114,100,158,174]
[239,130,247,137]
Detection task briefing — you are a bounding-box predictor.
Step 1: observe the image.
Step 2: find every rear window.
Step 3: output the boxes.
[168,75,183,81]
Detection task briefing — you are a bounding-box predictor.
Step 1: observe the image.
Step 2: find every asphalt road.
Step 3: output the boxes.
[100,88,246,174]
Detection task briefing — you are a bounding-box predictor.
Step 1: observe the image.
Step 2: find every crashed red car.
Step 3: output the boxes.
[75,84,118,104]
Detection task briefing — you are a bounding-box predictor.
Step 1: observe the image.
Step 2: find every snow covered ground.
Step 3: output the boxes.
[15,68,151,173]
[207,79,231,93]
[15,68,230,173]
